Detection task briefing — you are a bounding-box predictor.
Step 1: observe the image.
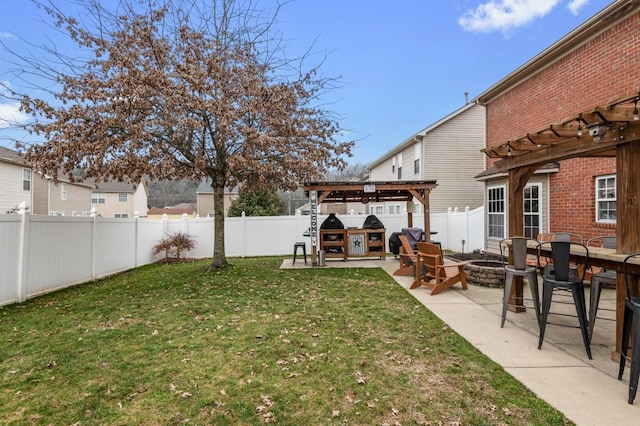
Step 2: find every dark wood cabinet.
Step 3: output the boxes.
[320,229,385,260]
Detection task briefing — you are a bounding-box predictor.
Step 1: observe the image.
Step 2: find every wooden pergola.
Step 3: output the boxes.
[482,92,640,352]
[481,92,640,253]
[303,180,438,264]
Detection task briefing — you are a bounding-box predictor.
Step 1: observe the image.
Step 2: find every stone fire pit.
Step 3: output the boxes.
[462,260,505,288]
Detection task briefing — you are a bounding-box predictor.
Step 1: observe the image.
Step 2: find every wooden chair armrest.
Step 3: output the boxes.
[444,260,468,268]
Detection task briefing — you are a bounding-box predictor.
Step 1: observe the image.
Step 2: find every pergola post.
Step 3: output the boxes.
[507,166,537,312]
[614,141,640,353]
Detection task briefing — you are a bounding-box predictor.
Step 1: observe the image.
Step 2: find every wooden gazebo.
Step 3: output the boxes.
[303,180,438,264]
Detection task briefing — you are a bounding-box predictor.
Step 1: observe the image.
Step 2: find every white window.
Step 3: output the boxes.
[487,185,506,239]
[375,205,383,215]
[61,183,67,200]
[119,193,128,202]
[414,142,420,175]
[397,153,403,180]
[92,192,106,204]
[22,169,31,191]
[596,175,616,223]
[114,213,129,218]
[387,205,395,214]
[391,157,395,173]
[523,183,541,239]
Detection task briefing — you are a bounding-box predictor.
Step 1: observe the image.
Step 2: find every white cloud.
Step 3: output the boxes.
[0,31,17,40]
[458,0,561,33]
[0,102,29,128]
[567,0,589,15]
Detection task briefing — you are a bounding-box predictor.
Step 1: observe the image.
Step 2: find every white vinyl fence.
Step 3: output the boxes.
[0,206,484,306]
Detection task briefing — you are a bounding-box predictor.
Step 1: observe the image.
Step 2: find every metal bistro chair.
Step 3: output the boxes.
[618,253,640,404]
[539,232,583,277]
[587,236,617,340]
[499,237,541,329]
[541,232,584,243]
[537,241,592,359]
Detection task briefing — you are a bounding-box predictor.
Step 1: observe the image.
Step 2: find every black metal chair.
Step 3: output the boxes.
[541,232,584,243]
[618,252,640,404]
[537,241,592,359]
[499,237,540,328]
[587,235,617,340]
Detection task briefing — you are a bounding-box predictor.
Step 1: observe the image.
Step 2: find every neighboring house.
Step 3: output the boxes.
[0,146,93,215]
[474,1,639,252]
[87,179,149,218]
[368,102,486,214]
[31,173,93,216]
[196,179,238,217]
[147,206,197,219]
[0,146,33,214]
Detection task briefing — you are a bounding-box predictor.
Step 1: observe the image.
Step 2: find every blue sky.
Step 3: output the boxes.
[0,0,613,165]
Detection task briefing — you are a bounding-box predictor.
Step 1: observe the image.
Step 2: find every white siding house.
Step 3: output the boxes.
[86,179,149,218]
[368,102,486,214]
[0,146,32,214]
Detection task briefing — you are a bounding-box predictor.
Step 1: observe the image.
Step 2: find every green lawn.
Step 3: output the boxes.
[0,257,571,425]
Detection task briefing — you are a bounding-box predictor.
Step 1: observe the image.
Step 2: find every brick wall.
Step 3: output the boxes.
[487,12,640,240]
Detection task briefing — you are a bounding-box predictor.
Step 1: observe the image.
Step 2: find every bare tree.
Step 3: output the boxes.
[1,0,353,269]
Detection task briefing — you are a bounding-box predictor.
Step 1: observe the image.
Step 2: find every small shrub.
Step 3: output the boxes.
[152,232,196,261]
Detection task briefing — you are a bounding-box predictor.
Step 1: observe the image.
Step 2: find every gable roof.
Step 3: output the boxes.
[0,146,27,167]
[368,102,480,169]
[148,207,196,215]
[475,1,640,104]
[84,178,145,193]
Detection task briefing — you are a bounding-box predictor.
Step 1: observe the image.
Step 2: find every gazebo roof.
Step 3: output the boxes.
[303,180,438,204]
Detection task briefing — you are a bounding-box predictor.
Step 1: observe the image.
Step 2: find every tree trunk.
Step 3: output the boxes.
[208,182,229,270]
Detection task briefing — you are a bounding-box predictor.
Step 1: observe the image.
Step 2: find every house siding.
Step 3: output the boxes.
[423,105,485,213]
[31,175,92,215]
[0,162,31,213]
[369,103,486,214]
[196,193,236,217]
[482,8,639,243]
[484,173,551,254]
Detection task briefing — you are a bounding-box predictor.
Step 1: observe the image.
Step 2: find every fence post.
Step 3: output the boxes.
[241,211,246,257]
[134,212,140,268]
[92,215,97,280]
[447,207,452,251]
[16,212,29,302]
[465,206,470,253]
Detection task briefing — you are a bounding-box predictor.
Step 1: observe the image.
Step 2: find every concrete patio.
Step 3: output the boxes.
[281,256,640,425]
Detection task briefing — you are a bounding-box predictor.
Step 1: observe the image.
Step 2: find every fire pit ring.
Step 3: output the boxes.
[463,260,505,288]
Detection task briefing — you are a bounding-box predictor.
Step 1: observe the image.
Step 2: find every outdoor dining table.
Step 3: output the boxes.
[522,239,640,359]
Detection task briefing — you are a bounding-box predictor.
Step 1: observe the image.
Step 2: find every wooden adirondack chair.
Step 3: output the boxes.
[393,234,418,276]
[411,242,468,295]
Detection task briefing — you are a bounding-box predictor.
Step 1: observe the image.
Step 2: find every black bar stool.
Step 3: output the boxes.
[618,252,640,404]
[293,242,307,265]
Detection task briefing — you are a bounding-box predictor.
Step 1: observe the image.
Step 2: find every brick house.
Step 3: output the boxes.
[475,1,640,251]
